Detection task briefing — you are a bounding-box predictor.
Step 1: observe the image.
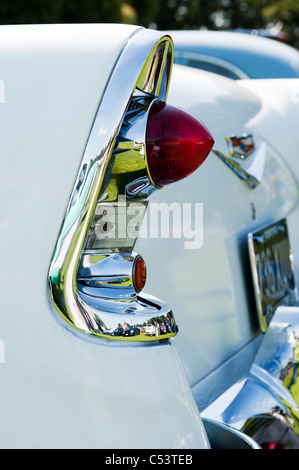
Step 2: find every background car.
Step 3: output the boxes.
[167,30,299,79]
[145,324,156,337]
[111,327,125,337]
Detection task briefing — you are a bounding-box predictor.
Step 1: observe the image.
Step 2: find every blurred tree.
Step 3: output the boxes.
[131,0,268,31]
[147,0,206,30]
[129,0,160,27]
[145,0,299,47]
[210,0,265,30]
[244,0,299,47]
[0,0,298,47]
[0,0,126,24]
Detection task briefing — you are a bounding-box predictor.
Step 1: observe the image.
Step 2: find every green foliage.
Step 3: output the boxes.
[0,0,299,46]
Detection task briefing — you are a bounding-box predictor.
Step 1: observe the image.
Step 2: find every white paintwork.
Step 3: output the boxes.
[137,66,299,395]
[0,25,210,449]
[238,78,299,178]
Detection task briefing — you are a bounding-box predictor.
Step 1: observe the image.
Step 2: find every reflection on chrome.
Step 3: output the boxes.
[204,306,299,448]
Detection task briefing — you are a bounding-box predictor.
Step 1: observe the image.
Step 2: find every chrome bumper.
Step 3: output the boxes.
[202,305,299,449]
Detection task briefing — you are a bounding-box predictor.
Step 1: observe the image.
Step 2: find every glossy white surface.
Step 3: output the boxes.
[0,25,210,449]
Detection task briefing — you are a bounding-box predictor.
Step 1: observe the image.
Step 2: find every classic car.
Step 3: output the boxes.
[167,30,299,80]
[110,327,125,337]
[145,324,156,337]
[1,22,299,450]
[123,325,140,336]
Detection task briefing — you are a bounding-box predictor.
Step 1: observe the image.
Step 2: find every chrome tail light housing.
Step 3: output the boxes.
[48,29,213,342]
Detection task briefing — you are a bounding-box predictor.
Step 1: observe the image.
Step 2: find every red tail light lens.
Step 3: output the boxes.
[146,100,214,187]
[133,255,147,293]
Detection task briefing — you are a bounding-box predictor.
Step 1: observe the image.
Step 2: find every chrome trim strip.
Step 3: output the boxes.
[213,140,266,189]
[213,149,260,189]
[48,28,178,342]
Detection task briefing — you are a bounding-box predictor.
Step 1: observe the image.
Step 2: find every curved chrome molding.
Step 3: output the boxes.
[203,306,299,448]
[48,28,178,342]
[213,139,266,190]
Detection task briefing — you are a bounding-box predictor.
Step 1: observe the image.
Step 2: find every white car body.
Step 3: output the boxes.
[1,23,298,449]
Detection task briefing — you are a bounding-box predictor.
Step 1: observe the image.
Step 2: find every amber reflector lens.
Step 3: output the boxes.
[133,256,147,293]
[146,100,214,187]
